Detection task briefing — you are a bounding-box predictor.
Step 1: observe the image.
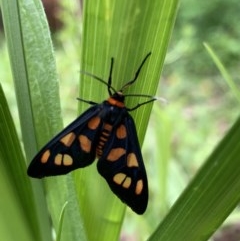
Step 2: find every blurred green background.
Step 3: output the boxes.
[0,0,240,240]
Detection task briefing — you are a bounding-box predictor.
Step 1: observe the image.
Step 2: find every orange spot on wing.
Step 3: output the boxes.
[41,150,50,163]
[107,148,126,161]
[88,116,101,130]
[63,154,73,166]
[79,135,91,153]
[54,154,62,165]
[135,179,143,195]
[127,153,139,167]
[113,173,126,185]
[122,177,132,188]
[116,124,127,139]
[60,132,76,147]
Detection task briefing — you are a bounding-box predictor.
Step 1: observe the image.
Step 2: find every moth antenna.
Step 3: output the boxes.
[80,70,117,94]
[120,52,151,92]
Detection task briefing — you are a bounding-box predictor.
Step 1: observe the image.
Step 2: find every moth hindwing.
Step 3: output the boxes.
[27,52,156,214]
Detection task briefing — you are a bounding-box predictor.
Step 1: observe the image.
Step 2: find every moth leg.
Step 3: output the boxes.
[77,97,98,105]
[126,97,156,111]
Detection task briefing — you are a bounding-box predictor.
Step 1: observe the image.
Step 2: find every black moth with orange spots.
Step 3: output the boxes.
[27,52,156,214]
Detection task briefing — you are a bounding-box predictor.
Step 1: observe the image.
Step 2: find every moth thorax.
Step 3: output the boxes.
[107,92,125,108]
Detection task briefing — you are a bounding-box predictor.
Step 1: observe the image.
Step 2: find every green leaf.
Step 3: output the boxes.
[56,202,68,241]
[75,1,179,240]
[204,42,240,103]
[0,84,38,241]
[0,0,52,240]
[148,115,240,240]
[1,0,86,240]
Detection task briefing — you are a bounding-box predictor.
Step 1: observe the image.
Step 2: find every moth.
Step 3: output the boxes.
[28,53,156,214]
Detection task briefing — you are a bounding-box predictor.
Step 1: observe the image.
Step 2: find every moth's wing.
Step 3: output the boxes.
[28,105,102,178]
[97,114,148,214]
